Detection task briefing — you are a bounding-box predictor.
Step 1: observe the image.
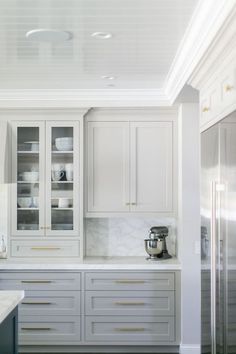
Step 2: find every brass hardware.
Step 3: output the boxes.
[21,327,52,331]
[115,327,145,332]
[202,107,210,113]
[31,247,61,250]
[45,226,51,230]
[40,226,45,230]
[22,301,52,305]
[21,280,52,284]
[114,301,145,306]
[131,203,136,205]
[225,84,234,92]
[115,280,145,284]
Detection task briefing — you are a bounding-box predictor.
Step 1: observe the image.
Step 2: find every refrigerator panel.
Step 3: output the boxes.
[201,123,220,354]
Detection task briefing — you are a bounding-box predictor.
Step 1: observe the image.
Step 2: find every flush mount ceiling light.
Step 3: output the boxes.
[101,75,116,80]
[91,32,112,39]
[25,29,73,42]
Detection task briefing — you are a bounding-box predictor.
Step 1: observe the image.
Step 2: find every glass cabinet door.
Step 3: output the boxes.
[12,122,45,236]
[45,121,79,236]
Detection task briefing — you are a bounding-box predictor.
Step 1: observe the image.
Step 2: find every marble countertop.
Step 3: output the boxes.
[0,256,181,270]
[0,291,24,324]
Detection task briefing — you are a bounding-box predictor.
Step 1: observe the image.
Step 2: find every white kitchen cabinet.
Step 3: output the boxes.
[86,116,176,216]
[11,120,80,237]
[87,121,129,213]
[130,121,173,213]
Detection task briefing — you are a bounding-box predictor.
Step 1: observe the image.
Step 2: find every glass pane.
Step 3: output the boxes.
[17,127,40,231]
[50,126,74,231]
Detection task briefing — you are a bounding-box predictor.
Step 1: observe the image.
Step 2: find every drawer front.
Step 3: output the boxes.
[85,290,174,316]
[85,316,175,343]
[220,66,236,108]
[19,291,81,316]
[0,272,81,291]
[200,84,220,127]
[11,240,80,258]
[85,272,175,291]
[19,316,81,344]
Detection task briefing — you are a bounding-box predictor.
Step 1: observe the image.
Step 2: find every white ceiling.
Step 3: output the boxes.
[0,0,198,90]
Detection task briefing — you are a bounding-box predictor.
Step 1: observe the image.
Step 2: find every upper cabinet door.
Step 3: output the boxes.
[45,121,80,236]
[130,122,173,213]
[87,121,129,213]
[11,121,45,236]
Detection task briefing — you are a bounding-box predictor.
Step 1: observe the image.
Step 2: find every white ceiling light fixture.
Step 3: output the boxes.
[91,32,112,39]
[101,75,116,80]
[25,29,73,42]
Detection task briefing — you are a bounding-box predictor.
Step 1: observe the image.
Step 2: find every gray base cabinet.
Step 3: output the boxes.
[0,270,180,352]
[0,307,18,354]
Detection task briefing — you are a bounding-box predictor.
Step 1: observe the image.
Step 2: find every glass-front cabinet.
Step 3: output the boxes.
[11,121,79,237]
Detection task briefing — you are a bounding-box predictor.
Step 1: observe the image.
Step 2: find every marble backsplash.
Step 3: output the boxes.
[85,217,177,257]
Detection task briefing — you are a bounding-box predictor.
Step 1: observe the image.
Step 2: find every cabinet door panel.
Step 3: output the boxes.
[11,121,45,236]
[87,122,129,212]
[130,122,173,213]
[45,121,80,236]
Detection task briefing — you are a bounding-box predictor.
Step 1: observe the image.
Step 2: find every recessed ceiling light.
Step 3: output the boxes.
[26,29,73,42]
[91,32,112,39]
[101,75,116,80]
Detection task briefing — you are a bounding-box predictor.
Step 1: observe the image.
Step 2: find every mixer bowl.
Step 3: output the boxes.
[144,239,163,258]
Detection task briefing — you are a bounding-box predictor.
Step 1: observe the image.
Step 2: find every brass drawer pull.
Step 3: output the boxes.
[21,327,52,331]
[114,301,145,306]
[202,106,210,113]
[115,327,145,332]
[225,84,234,92]
[21,280,53,284]
[22,301,53,305]
[31,247,61,251]
[115,280,146,284]
[131,203,136,205]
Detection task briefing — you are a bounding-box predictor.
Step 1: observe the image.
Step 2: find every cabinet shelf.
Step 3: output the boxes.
[17,181,39,184]
[51,151,73,154]
[17,151,39,154]
[51,181,73,184]
[51,207,73,210]
[17,208,39,211]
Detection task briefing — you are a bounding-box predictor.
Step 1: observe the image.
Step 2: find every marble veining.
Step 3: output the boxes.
[85,217,177,257]
[0,290,24,324]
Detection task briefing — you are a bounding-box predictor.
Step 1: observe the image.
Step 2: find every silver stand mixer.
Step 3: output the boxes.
[145,226,172,260]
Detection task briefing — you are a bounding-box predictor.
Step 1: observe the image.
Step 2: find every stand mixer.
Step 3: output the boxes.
[145,226,172,260]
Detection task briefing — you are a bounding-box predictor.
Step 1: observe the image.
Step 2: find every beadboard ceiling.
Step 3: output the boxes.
[0,0,198,90]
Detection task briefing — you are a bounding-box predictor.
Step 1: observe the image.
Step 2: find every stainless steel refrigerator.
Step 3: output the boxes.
[201,110,236,354]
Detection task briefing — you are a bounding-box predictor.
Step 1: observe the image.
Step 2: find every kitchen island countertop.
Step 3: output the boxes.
[0,291,24,324]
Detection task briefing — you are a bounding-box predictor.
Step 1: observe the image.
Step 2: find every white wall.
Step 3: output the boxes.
[178,103,201,354]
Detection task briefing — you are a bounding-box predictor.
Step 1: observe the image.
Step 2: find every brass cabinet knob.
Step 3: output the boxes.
[202,107,210,113]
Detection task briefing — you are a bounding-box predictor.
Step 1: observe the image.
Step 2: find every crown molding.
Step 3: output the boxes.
[164,0,236,104]
[0,88,170,108]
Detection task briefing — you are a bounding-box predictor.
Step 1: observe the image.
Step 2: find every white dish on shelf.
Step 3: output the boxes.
[55,137,73,151]
[17,197,32,208]
[21,171,39,182]
[24,141,39,151]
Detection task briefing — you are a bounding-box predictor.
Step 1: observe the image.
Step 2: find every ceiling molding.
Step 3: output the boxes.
[0,89,170,108]
[164,0,236,104]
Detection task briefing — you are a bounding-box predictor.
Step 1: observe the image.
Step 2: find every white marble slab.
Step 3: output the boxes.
[0,257,181,270]
[0,290,24,324]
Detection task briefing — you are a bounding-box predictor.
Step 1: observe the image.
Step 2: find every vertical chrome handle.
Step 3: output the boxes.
[211,181,217,354]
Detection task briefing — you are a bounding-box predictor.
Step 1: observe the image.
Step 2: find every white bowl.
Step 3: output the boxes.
[18,197,32,208]
[55,137,73,151]
[22,171,39,182]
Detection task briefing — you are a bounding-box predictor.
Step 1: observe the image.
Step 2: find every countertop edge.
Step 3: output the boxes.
[0,290,24,324]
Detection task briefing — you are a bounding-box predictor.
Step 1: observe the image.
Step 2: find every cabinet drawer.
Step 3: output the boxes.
[19,316,81,344]
[220,66,236,108]
[85,290,174,316]
[0,272,81,291]
[11,240,80,258]
[19,291,81,316]
[200,83,220,127]
[85,316,175,343]
[85,272,175,291]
